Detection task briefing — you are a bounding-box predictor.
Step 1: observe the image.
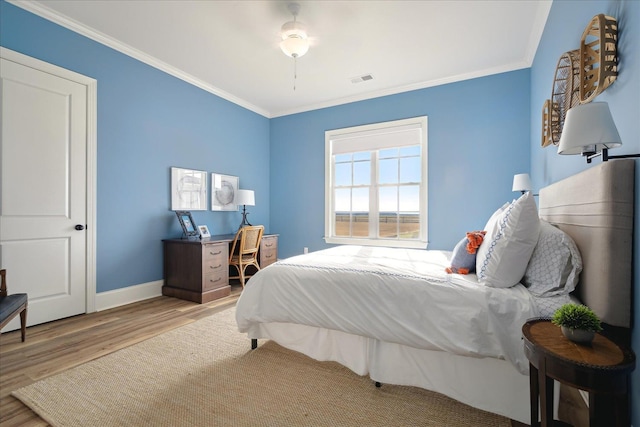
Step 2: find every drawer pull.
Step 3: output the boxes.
[266,254,273,258]
[265,243,273,247]
[210,277,221,283]
[209,250,222,256]
[210,264,222,269]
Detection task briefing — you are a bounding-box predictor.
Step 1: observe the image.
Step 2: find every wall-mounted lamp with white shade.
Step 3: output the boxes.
[236,189,255,229]
[558,102,639,163]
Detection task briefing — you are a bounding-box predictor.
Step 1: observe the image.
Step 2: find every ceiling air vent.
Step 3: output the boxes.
[350,74,374,84]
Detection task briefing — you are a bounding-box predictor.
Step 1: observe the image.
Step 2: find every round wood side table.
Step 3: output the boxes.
[522,318,635,427]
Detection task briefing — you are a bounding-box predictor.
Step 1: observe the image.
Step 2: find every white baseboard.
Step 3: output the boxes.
[95,280,163,311]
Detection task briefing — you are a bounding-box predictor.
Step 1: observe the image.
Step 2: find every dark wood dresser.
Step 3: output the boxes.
[163,233,278,303]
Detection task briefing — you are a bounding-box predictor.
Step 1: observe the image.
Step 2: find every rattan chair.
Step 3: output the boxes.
[0,269,28,342]
[229,225,264,288]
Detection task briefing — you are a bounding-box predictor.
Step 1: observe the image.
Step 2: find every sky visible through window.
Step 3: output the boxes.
[335,145,421,214]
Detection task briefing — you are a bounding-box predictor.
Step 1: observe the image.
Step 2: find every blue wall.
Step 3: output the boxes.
[270,71,531,257]
[0,1,270,292]
[530,0,639,422]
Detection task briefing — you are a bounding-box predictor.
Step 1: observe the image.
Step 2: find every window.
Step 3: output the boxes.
[325,117,428,248]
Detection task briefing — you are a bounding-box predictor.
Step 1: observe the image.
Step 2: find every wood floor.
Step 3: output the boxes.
[1,286,528,427]
[0,287,242,426]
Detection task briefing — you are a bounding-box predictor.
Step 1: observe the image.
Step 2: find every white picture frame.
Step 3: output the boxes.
[171,167,208,211]
[198,225,211,238]
[211,173,238,211]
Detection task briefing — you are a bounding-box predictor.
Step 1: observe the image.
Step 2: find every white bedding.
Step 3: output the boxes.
[236,245,539,374]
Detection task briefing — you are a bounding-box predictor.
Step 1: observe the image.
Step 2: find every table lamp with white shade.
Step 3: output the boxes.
[236,189,255,229]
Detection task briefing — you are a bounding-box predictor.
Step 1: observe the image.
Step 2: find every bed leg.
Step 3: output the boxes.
[251,339,257,350]
[375,382,382,388]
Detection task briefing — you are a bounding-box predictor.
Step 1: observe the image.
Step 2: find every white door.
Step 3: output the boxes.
[0,48,97,329]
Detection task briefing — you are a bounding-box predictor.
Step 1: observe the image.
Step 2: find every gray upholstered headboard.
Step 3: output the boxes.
[538,159,635,332]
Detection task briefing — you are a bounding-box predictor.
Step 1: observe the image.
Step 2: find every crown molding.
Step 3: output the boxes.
[8,0,551,120]
[271,61,531,118]
[8,0,270,118]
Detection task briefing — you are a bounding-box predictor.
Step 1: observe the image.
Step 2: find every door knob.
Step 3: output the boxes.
[75,224,85,231]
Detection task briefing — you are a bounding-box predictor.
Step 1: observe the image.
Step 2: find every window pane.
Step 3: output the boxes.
[399,185,419,212]
[352,213,369,237]
[335,212,350,237]
[335,188,351,212]
[351,188,369,237]
[399,157,421,183]
[353,152,370,161]
[335,153,351,163]
[379,158,398,184]
[379,186,397,212]
[398,213,420,239]
[335,163,351,186]
[352,187,369,212]
[335,188,351,237]
[353,160,370,185]
[379,212,398,238]
[379,148,398,159]
[379,186,398,239]
[400,145,420,157]
[399,186,420,239]
[333,188,370,238]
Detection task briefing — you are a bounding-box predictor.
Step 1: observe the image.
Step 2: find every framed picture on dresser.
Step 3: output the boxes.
[198,225,211,238]
[175,211,199,237]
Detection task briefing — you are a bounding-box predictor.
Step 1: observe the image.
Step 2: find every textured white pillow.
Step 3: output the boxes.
[523,220,582,297]
[476,192,540,288]
[531,294,572,317]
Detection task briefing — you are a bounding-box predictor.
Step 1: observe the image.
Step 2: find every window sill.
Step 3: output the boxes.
[324,237,428,249]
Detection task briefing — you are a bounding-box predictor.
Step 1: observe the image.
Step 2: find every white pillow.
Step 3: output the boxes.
[523,220,582,297]
[483,202,510,231]
[476,192,540,288]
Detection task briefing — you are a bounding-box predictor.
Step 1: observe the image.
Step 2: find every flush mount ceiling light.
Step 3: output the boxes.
[280,3,309,58]
[280,2,310,90]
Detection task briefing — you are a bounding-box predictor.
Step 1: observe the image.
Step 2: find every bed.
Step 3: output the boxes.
[235,159,635,424]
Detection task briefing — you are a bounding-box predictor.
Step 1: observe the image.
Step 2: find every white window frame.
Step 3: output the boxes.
[324,116,428,249]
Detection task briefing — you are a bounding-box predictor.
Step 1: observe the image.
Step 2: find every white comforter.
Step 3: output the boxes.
[236,245,538,374]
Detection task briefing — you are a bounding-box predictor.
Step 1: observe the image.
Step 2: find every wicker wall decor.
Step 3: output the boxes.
[550,50,581,145]
[580,14,618,103]
[541,99,553,147]
[541,13,618,149]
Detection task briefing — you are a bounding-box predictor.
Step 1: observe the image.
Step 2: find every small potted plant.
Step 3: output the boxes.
[552,303,602,344]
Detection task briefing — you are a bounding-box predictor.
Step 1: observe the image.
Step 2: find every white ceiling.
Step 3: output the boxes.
[13,0,552,118]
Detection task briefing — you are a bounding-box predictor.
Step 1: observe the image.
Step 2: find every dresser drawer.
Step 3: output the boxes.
[202,242,228,290]
[203,243,227,263]
[203,270,227,291]
[260,236,278,268]
[203,257,226,276]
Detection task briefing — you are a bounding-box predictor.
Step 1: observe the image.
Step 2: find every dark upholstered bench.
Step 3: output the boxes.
[0,269,28,342]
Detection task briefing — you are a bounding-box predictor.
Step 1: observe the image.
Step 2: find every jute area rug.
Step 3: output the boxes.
[13,307,511,426]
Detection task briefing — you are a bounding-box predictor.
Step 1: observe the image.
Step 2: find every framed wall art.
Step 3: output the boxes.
[211,173,238,211]
[171,167,207,211]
